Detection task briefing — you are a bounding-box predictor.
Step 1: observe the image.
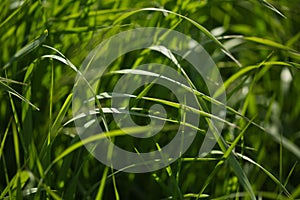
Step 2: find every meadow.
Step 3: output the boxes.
[0,0,300,199]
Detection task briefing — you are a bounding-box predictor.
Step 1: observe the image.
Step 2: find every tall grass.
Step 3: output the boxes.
[1,0,300,199]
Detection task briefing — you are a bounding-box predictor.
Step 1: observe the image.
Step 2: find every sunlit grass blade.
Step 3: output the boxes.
[51,93,73,137]
[244,37,297,52]
[82,91,237,129]
[223,119,252,159]
[257,0,286,18]
[41,54,78,73]
[95,166,109,200]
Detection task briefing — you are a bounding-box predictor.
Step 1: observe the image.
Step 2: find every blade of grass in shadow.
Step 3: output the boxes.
[284,162,297,188]
[0,80,39,110]
[1,154,11,198]
[0,0,31,29]
[50,8,128,22]
[10,100,22,199]
[156,143,183,200]
[9,93,26,163]
[22,59,47,184]
[0,119,11,161]
[0,170,30,199]
[210,150,291,198]
[197,121,256,200]
[63,164,82,199]
[223,119,253,159]
[267,131,300,160]
[111,168,120,200]
[48,60,54,145]
[236,153,291,197]
[213,191,291,200]
[3,29,48,70]
[196,159,225,200]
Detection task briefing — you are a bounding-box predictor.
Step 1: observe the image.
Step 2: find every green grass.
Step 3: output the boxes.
[1,0,300,199]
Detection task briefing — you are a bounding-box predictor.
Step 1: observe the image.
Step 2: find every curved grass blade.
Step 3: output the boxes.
[83,92,238,129]
[114,7,241,67]
[65,106,205,134]
[244,37,296,52]
[257,0,286,18]
[42,45,110,133]
[108,67,265,131]
[210,150,291,198]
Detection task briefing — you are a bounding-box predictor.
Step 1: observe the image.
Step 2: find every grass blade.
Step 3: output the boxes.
[3,29,48,69]
[257,0,286,18]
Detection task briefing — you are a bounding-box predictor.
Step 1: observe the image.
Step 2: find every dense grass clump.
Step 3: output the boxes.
[1,0,300,199]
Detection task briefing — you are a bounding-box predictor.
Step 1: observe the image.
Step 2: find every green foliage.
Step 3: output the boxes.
[1,0,300,199]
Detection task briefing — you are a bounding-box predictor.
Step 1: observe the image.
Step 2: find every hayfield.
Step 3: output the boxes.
[1,0,300,199]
